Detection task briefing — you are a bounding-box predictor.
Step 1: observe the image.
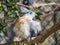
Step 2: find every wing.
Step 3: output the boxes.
[30,20,42,36]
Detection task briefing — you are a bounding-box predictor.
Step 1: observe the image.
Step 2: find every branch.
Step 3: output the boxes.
[32,3,60,7]
[17,3,60,9]
[24,22,60,45]
[16,4,32,9]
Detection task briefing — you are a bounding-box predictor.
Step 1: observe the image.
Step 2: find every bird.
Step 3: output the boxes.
[13,8,42,42]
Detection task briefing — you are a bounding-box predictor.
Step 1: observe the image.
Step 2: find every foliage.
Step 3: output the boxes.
[0,3,3,12]
[0,0,22,36]
[32,7,42,20]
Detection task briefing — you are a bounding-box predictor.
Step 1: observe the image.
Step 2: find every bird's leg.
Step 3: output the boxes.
[27,37,31,42]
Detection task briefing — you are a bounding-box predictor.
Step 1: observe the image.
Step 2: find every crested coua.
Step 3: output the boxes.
[13,8,42,42]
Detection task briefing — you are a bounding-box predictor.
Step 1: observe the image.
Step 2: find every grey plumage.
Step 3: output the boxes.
[30,20,42,36]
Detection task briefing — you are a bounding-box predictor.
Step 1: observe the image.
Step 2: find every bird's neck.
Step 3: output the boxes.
[25,14,36,19]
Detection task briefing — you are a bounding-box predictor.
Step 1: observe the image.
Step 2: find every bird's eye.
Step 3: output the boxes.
[29,11,32,14]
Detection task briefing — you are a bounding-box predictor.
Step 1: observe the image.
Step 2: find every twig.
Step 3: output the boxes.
[16,3,32,9]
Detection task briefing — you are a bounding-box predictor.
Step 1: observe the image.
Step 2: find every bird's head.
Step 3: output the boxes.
[24,10,37,19]
[21,7,37,19]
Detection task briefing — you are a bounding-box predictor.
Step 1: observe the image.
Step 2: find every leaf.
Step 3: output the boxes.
[0,3,3,12]
[35,12,42,20]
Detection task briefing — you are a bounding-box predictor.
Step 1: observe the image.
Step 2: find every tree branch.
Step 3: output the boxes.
[16,4,32,9]
[32,3,60,7]
[24,22,60,45]
[17,3,60,9]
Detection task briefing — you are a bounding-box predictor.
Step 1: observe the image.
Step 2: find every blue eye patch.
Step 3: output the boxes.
[26,11,32,14]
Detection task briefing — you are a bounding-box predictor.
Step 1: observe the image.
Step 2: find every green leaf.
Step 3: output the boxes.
[0,3,3,12]
[35,12,42,20]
